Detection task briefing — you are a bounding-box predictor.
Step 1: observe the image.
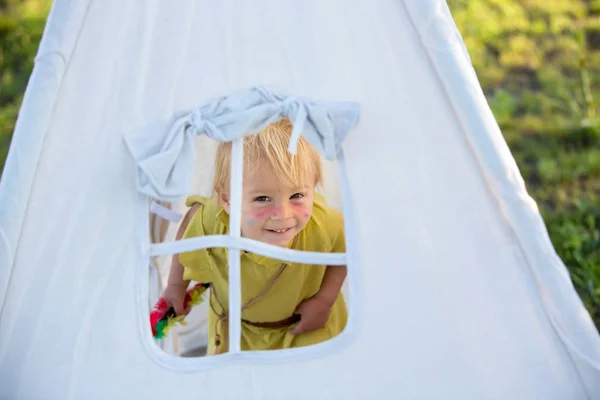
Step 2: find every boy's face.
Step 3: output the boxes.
[221,164,315,247]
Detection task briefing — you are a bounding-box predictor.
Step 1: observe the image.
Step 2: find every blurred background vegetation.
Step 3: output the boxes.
[448,0,600,331]
[0,0,49,173]
[0,0,599,329]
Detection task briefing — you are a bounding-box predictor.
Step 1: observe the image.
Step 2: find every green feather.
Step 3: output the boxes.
[154,319,168,339]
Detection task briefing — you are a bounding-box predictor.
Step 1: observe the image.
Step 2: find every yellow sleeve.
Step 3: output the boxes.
[185,195,205,207]
[311,193,346,254]
[328,207,346,254]
[178,202,216,283]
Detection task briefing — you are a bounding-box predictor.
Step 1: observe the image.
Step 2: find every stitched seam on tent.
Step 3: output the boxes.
[400,2,595,397]
[0,0,94,318]
[0,227,11,283]
[162,0,199,120]
[35,50,67,67]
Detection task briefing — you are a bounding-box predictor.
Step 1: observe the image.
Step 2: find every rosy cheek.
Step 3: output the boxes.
[244,205,274,225]
[258,203,277,218]
[242,210,257,226]
[291,203,311,218]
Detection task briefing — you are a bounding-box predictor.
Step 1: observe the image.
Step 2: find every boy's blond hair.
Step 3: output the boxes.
[213,119,323,193]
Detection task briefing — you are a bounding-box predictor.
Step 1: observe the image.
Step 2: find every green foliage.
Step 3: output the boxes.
[0,1,47,178]
[488,88,518,126]
[449,0,600,330]
[545,201,600,329]
[449,0,600,132]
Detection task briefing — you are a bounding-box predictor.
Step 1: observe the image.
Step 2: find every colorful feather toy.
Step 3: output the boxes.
[150,283,209,339]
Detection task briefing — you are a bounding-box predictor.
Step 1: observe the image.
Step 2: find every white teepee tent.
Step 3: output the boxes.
[1,1,600,399]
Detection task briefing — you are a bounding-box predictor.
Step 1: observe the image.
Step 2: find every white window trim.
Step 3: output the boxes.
[228,138,244,353]
[150,236,348,265]
[135,148,362,372]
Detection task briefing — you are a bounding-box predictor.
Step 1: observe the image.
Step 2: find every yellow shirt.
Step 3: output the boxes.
[179,193,347,354]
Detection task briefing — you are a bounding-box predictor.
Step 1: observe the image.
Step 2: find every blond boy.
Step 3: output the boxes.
[163,119,347,354]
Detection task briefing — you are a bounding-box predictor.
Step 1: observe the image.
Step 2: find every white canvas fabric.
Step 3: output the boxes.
[1,0,600,399]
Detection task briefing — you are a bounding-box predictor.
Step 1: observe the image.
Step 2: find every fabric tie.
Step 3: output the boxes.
[124,86,360,201]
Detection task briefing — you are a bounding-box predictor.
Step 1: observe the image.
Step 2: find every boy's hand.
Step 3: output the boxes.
[162,283,191,316]
[288,295,334,335]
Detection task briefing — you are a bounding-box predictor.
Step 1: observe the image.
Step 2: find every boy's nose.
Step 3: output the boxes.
[271,203,293,220]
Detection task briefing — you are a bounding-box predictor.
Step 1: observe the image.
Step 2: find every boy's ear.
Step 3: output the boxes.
[217,189,231,214]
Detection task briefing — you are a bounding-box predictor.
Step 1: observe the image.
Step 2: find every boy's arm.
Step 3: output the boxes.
[315,265,347,306]
[289,265,347,335]
[316,207,347,305]
[289,206,347,335]
[167,202,202,285]
[163,203,202,314]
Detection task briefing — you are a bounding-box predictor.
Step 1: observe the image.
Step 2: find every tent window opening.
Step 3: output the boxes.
[148,130,352,359]
[126,86,360,364]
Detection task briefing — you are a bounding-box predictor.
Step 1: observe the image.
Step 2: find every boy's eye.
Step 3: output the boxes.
[253,196,270,202]
[291,193,305,199]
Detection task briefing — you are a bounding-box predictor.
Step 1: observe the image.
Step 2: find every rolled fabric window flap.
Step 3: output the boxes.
[123,86,360,202]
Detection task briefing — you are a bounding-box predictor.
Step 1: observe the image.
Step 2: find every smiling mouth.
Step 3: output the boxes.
[265,228,293,233]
